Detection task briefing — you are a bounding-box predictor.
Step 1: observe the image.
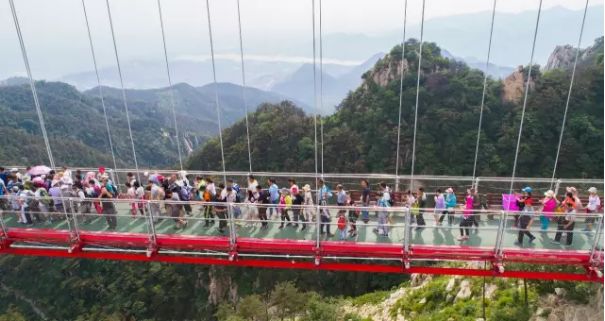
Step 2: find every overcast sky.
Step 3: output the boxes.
[1,0,603,79]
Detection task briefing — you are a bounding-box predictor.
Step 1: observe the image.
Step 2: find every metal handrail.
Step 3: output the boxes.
[4,165,603,185]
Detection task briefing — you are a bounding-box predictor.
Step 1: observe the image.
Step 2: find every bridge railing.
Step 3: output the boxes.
[0,195,602,269]
[5,166,603,198]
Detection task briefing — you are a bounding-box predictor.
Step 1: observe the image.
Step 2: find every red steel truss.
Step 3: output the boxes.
[0,227,602,283]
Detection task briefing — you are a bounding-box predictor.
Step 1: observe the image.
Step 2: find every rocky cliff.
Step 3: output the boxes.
[501,65,535,103]
[545,37,604,71]
[532,286,604,321]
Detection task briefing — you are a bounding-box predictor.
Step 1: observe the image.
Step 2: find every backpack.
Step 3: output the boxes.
[410,202,420,216]
[104,183,117,197]
[179,185,191,201]
[29,192,40,212]
[38,188,52,206]
[337,216,346,230]
[387,194,394,206]
[203,190,212,202]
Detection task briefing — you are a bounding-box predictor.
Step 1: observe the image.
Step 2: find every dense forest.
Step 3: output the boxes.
[0,38,602,320]
[189,38,603,179]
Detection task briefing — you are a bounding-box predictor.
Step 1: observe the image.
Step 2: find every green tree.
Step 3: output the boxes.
[300,292,338,321]
[270,281,307,321]
[0,306,27,321]
[237,294,267,321]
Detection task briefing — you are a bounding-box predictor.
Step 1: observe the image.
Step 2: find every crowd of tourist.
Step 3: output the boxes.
[0,166,601,247]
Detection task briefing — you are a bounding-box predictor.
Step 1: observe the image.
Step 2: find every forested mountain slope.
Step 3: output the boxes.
[189,38,604,179]
[0,81,290,168]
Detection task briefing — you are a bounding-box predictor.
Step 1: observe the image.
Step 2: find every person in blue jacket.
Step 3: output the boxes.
[439,187,457,225]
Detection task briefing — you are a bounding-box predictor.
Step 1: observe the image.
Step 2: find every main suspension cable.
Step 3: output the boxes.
[550,0,590,190]
[157,0,184,170]
[394,0,408,191]
[81,0,119,180]
[471,0,498,180]
[319,0,324,178]
[409,0,426,191]
[204,0,227,184]
[105,0,141,183]
[312,0,319,191]
[508,0,543,195]
[236,0,253,174]
[9,0,55,168]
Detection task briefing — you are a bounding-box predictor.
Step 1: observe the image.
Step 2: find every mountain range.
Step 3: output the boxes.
[0,81,292,168]
[3,4,601,82]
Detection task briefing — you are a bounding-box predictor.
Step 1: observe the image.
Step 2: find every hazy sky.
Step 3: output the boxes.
[1,0,603,79]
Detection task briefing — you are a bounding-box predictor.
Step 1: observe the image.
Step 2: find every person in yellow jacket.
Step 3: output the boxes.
[279,188,292,228]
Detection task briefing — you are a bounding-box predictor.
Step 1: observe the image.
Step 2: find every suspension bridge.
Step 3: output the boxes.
[4,0,603,283]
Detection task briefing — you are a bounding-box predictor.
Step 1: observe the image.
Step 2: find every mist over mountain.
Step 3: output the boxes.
[269,53,384,114]
[311,5,604,65]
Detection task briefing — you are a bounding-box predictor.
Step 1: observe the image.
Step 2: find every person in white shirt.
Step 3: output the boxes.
[206,180,217,198]
[302,184,315,228]
[134,181,145,216]
[220,185,237,203]
[585,187,601,232]
[126,182,138,217]
[247,175,259,199]
[149,181,164,223]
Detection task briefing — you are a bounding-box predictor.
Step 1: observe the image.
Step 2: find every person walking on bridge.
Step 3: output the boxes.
[515,187,536,245]
[267,178,279,220]
[360,179,370,224]
[302,184,314,231]
[440,188,456,226]
[434,189,445,226]
[256,185,269,230]
[471,189,481,228]
[540,190,557,231]
[457,189,474,241]
[288,179,299,197]
[99,185,117,230]
[415,187,426,229]
[318,179,333,237]
[585,187,601,233]
[554,193,577,246]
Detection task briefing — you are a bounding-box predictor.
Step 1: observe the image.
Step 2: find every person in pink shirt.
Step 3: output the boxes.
[457,189,475,241]
[540,190,557,231]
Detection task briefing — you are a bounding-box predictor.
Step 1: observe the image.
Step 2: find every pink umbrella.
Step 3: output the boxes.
[32,176,44,184]
[28,165,51,176]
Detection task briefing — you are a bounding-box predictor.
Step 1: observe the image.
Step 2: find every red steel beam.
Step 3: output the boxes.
[2,228,602,279]
[0,247,601,283]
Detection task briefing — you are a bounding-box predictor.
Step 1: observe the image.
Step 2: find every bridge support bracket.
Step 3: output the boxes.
[586,266,603,280]
[68,242,82,254]
[146,244,158,258]
[0,239,12,250]
[228,251,238,262]
[492,262,505,275]
[402,251,410,270]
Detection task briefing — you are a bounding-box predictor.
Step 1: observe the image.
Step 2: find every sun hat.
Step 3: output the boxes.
[544,190,554,198]
[446,188,453,193]
[521,186,532,193]
[588,187,597,193]
[302,184,311,192]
